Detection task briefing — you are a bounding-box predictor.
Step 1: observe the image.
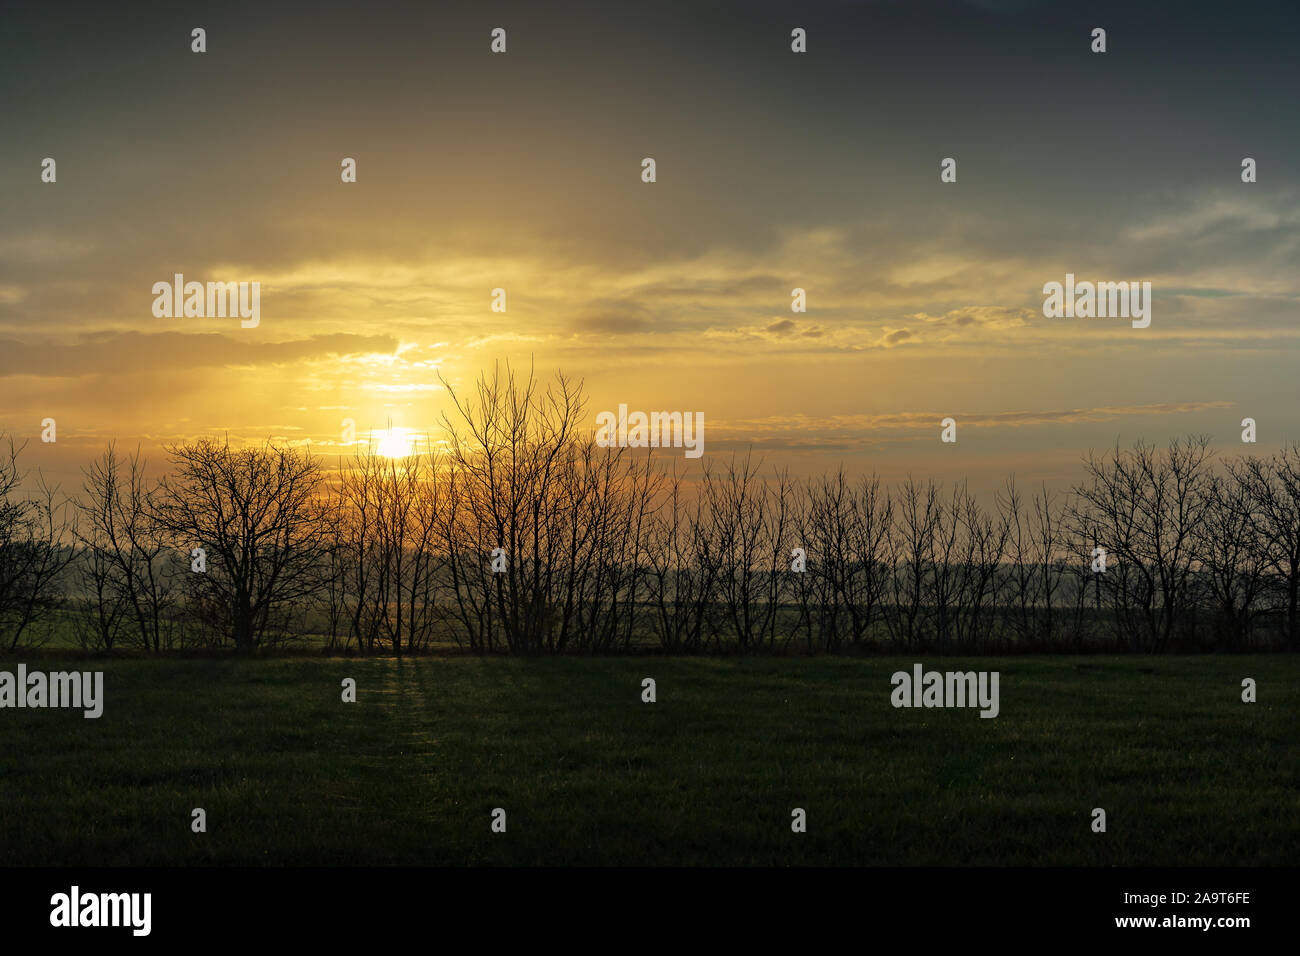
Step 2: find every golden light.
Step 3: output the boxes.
[372,427,418,459]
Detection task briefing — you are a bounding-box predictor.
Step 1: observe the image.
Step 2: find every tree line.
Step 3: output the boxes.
[3,366,1299,654]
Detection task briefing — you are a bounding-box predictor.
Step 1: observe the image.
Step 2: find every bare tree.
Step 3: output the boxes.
[153,437,329,651]
[885,476,939,649]
[0,435,75,651]
[953,483,1009,650]
[1235,445,1300,649]
[792,473,845,650]
[1193,463,1266,649]
[707,452,789,650]
[75,444,180,651]
[1000,478,1069,648]
[1072,437,1212,651]
[645,467,719,651]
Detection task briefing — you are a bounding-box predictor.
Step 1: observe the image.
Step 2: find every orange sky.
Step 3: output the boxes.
[3,0,1298,496]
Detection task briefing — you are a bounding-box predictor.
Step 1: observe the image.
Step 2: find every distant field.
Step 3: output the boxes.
[1,655,1295,865]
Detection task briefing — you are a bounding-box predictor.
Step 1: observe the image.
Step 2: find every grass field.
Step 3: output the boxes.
[1,654,1296,866]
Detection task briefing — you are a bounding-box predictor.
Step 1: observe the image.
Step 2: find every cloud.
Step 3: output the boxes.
[572,300,657,334]
[908,306,1034,330]
[705,401,1237,452]
[0,332,399,378]
[1123,192,1297,244]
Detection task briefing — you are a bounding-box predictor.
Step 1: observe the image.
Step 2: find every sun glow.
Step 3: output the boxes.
[372,427,419,459]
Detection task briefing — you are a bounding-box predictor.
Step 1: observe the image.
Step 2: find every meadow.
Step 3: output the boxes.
[1,654,1295,866]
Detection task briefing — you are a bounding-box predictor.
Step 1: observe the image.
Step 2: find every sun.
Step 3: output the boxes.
[372,427,418,459]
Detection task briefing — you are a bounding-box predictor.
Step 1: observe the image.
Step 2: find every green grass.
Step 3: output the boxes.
[1,655,1295,865]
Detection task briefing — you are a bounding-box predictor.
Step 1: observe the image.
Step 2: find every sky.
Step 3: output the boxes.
[2,0,1299,496]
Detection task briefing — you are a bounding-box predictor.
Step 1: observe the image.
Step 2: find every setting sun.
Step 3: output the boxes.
[372,427,419,459]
